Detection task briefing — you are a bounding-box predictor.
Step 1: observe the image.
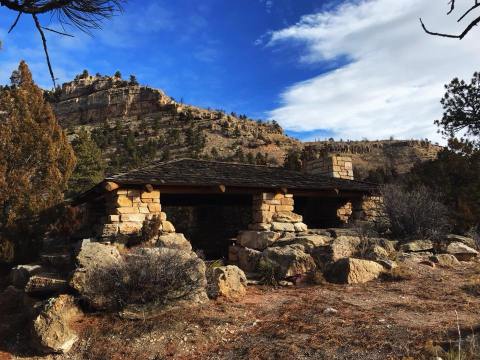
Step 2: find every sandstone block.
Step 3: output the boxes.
[120,214,146,222]
[280,198,294,206]
[116,189,128,195]
[116,207,139,214]
[139,207,150,214]
[272,211,303,223]
[161,220,176,233]
[160,212,167,221]
[109,215,120,223]
[25,275,68,296]
[294,222,308,232]
[400,240,434,253]
[253,210,273,224]
[276,205,294,212]
[115,195,132,207]
[147,203,161,212]
[271,222,295,232]
[128,189,141,197]
[141,191,160,199]
[430,254,461,267]
[101,224,118,237]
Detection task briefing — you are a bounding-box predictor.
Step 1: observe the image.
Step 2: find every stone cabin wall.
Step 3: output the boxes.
[303,154,354,180]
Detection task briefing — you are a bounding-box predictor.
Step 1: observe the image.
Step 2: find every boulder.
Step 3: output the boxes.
[400,240,433,253]
[294,222,308,232]
[397,251,434,263]
[25,274,68,296]
[366,245,390,261]
[445,234,477,249]
[370,238,398,254]
[330,236,361,261]
[430,254,461,267]
[9,264,44,288]
[262,245,316,278]
[271,222,295,232]
[237,231,281,250]
[446,242,479,261]
[208,265,247,299]
[161,221,176,233]
[31,295,82,354]
[328,258,385,284]
[156,233,192,251]
[237,247,262,273]
[273,234,331,253]
[70,240,122,294]
[272,211,303,223]
[376,259,397,270]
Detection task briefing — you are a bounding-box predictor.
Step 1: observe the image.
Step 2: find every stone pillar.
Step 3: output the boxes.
[351,196,383,223]
[303,154,354,180]
[248,192,306,233]
[337,201,353,224]
[99,188,176,240]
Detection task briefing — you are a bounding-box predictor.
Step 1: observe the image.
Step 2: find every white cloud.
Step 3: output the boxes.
[266,0,480,142]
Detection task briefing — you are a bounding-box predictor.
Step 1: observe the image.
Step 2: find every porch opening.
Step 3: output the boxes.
[161,193,253,260]
[294,196,347,229]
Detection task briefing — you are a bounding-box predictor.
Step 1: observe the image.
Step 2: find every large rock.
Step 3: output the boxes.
[208,265,247,299]
[237,231,281,250]
[272,211,303,223]
[400,240,434,253]
[156,233,192,251]
[446,242,479,261]
[273,234,331,253]
[70,239,122,294]
[430,254,461,267]
[397,251,434,264]
[328,258,385,284]
[294,222,308,232]
[237,247,262,273]
[445,234,477,249]
[31,295,82,354]
[366,245,390,261]
[311,236,361,271]
[262,245,316,278]
[9,264,44,288]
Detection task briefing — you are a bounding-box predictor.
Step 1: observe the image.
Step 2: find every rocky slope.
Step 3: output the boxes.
[49,74,300,173]
[49,73,443,178]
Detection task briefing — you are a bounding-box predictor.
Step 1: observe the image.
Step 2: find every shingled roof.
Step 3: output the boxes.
[103,158,376,193]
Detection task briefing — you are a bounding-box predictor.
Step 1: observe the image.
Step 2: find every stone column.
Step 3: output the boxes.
[337,201,353,224]
[350,196,383,223]
[99,188,176,241]
[303,154,354,180]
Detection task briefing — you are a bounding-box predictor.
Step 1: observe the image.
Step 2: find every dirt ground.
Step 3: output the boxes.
[2,261,480,360]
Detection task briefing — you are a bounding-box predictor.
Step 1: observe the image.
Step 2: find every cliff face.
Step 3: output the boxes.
[50,75,300,173]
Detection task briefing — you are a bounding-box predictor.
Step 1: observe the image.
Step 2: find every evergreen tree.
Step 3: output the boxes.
[0,61,76,262]
[68,128,106,196]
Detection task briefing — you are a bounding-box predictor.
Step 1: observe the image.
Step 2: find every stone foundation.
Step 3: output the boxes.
[99,188,175,240]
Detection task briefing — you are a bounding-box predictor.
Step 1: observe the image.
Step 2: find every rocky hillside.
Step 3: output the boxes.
[48,72,443,179]
[49,73,300,174]
[303,140,443,180]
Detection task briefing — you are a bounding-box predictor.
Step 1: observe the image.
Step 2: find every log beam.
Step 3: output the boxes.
[104,182,120,192]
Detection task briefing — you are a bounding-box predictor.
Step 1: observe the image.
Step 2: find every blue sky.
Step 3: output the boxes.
[0,0,479,142]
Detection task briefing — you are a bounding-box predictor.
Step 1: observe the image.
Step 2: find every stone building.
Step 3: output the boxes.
[74,158,377,259]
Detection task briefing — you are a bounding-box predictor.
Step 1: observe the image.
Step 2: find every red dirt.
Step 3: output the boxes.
[3,261,480,359]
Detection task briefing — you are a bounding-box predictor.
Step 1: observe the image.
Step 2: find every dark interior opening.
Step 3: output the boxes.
[294,196,346,229]
[162,193,253,260]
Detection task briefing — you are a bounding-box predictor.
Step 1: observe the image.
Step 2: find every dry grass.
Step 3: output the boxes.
[2,261,480,359]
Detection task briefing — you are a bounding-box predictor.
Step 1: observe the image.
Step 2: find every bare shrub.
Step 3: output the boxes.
[378,184,451,242]
[127,215,161,247]
[257,258,282,286]
[83,248,206,311]
[205,259,224,298]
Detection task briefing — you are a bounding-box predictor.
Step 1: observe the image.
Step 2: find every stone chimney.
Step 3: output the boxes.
[303,154,354,180]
